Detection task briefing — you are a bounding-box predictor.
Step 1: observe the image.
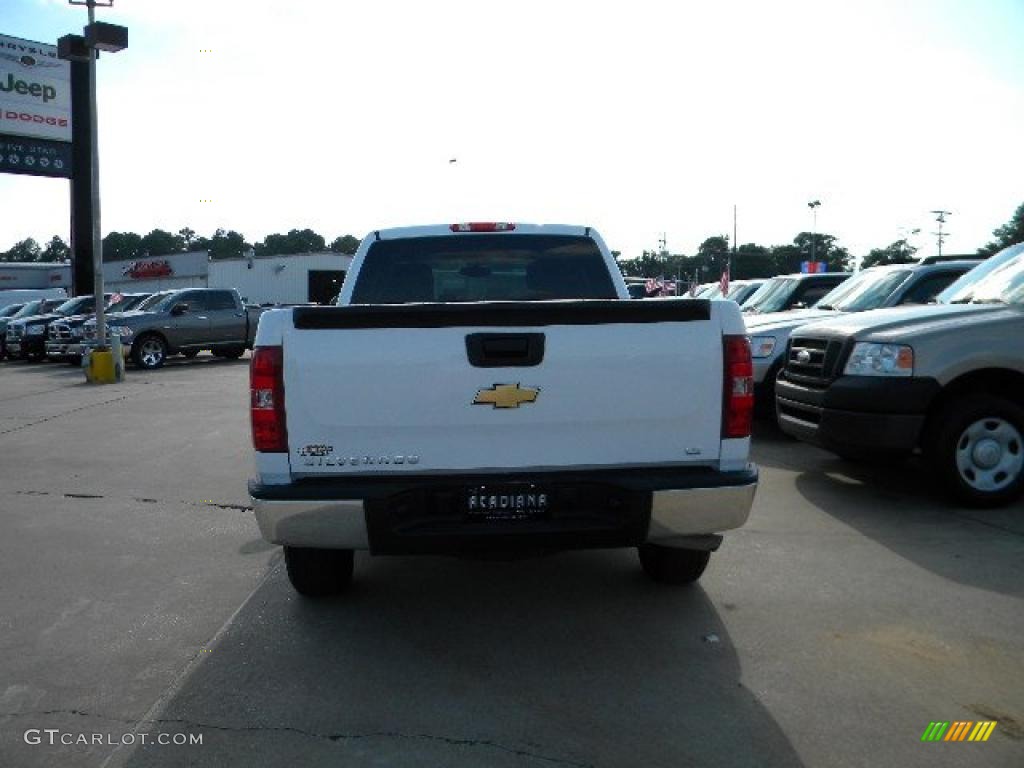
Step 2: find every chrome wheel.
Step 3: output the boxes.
[139,338,165,368]
[955,417,1023,493]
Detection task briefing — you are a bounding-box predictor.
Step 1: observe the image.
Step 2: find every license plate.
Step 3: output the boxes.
[466,485,551,521]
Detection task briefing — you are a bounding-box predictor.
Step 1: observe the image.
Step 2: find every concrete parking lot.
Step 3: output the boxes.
[0,356,1021,768]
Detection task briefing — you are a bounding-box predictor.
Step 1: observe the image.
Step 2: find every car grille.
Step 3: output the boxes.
[784,336,846,387]
[7,326,23,341]
[50,323,72,340]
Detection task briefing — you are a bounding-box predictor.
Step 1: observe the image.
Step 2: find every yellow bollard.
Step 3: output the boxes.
[85,349,118,384]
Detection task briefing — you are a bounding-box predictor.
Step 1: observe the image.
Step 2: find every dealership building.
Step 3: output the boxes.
[0,262,72,290]
[102,250,353,305]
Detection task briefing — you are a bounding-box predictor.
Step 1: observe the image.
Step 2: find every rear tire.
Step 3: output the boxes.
[284,547,355,596]
[638,544,710,585]
[131,334,167,369]
[927,394,1024,508]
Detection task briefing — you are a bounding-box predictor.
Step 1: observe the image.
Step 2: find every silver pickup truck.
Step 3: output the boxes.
[82,288,265,369]
[776,243,1024,507]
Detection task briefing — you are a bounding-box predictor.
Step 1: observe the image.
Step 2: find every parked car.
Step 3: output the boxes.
[0,303,26,360]
[47,293,151,364]
[4,297,87,362]
[248,222,758,596]
[2,300,63,359]
[702,279,766,304]
[775,243,1024,507]
[0,288,67,312]
[742,271,851,315]
[81,288,265,369]
[746,260,980,408]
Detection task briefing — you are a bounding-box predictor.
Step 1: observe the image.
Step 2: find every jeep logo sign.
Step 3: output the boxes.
[0,33,71,144]
[0,75,58,103]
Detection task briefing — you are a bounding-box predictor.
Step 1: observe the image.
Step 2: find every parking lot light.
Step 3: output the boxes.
[63,0,127,383]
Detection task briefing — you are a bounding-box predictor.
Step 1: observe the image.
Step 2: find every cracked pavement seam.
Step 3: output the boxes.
[0,394,136,436]
[0,710,593,767]
[13,489,251,513]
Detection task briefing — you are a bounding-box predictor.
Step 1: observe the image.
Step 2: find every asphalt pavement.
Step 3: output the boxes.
[0,355,1021,768]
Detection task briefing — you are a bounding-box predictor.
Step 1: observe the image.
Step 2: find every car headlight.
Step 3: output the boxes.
[749,336,777,358]
[26,324,46,336]
[108,326,134,338]
[843,342,913,377]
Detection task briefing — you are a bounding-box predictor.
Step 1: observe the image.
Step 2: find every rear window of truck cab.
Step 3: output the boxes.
[350,234,617,304]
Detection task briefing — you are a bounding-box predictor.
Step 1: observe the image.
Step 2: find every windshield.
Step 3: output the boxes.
[941,245,1024,305]
[815,269,911,312]
[351,235,617,304]
[742,277,797,313]
[938,243,1024,304]
[13,300,43,318]
[54,297,93,316]
[134,292,176,311]
[108,294,150,313]
[0,304,24,318]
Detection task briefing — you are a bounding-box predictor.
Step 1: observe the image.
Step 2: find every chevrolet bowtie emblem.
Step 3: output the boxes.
[473,383,540,409]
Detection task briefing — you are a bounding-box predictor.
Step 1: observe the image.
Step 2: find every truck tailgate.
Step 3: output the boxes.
[282,301,723,476]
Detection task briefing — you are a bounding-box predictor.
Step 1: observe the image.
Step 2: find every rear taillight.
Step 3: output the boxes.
[251,346,287,452]
[722,335,754,439]
[449,222,516,232]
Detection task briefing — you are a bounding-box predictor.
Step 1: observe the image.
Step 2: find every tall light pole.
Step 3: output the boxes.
[59,0,127,380]
[807,200,822,269]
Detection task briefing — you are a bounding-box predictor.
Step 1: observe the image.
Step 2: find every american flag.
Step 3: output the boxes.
[645,277,665,296]
[719,267,730,297]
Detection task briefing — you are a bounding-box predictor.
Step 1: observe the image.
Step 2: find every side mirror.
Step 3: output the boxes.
[171,303,189,316]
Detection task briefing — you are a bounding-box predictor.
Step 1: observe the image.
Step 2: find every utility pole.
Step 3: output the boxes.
[808,200,821,267]
[931,210,951,259]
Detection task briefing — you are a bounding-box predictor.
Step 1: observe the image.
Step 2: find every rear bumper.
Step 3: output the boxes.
[250,465,758,553]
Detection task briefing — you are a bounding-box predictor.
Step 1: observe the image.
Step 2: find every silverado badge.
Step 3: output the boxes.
[473,383,540,409]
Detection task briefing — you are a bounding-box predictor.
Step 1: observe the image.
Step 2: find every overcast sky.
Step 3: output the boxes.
[2,0,1023,261]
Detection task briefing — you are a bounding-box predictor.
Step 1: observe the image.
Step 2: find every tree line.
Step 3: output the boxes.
[2,202,1022,275]
[619,202,1024,281]
[0,227,361,263]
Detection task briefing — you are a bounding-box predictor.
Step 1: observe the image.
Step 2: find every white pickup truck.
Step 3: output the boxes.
[248,223,758,595]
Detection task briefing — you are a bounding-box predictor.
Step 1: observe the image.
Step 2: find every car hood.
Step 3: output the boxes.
[744,308,846,333]
[59,313,96,325]
[793,302,1018,341]
[102,310,155,322]
[7,313,61,328]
